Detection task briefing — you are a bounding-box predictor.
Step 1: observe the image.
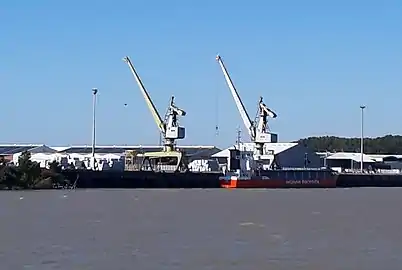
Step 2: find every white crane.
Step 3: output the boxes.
[123,56,187,171]
[216,55,278,157]
[123,56,186,151]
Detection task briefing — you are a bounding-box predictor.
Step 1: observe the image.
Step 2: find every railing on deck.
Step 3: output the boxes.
[340,168,402,175]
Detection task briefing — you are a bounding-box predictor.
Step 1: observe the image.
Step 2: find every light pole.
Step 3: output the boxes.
[91,88,98,169]
[360,105,366,172]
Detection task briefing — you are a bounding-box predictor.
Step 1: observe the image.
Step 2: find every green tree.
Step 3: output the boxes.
[0,156,20,190]
[48,160,61,173]
[40,160,68,187]
[0,156,5,166]
[298,135,402,154]
[1,152,69,190]
[17,151,42,188]
[1,166,20,190]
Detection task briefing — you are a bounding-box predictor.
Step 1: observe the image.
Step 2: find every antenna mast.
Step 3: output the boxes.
[236,126,241,149]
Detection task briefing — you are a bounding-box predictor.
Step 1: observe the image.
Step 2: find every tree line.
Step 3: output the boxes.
[298,135,402,154]
[0,151,69,190]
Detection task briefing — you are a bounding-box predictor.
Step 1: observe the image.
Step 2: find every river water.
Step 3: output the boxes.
[0,188,401,269]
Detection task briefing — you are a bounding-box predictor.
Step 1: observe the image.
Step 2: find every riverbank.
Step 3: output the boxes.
[0,151,68,190]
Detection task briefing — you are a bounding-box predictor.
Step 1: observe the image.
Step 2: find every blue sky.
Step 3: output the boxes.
[1,0,401,148]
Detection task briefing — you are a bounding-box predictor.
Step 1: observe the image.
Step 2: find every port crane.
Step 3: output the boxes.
[123,56,187,171]
[216,55,278,158]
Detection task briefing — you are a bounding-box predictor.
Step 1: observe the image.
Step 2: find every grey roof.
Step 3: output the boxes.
[0,145,39,155]
[0,144,222,159]
[0,144,58,155]
[185,147,221,159]
[30,145,58,154]
[59,146,221,157]
[60,147,129,154]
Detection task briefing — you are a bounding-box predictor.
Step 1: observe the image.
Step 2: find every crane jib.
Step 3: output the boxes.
[216,55,254,138]
[123,56,166,134]
[123,55,186,150]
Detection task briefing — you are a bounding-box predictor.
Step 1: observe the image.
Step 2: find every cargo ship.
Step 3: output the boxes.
[219,148,337,189]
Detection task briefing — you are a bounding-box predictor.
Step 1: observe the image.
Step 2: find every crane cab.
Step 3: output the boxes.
[166,126,185,139]
[255,132,278,143]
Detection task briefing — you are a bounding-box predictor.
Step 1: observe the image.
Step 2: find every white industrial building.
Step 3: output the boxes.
[0,144,60,166]
[212,142,322,169]
[0,144,221,171]
[318,152,402,172]
[322,152,375,172]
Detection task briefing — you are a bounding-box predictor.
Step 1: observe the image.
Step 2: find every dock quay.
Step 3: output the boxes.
[61,169,402,189]
[336,172,402,188]
[61,170,223,189]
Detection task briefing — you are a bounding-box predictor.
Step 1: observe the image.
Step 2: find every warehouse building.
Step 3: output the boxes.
[55,145,222,171]
[322,152,402,172]
[212,142,322,169]
[0,144,58,165]
[323,152,375,172]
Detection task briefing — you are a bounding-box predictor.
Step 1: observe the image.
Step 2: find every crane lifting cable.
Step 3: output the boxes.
[215,85,220,136]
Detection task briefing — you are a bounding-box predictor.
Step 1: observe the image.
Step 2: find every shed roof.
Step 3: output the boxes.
[318,152,402,162]
[366,154,402,162]
[0,143,221,159]
[212,142,298,158]
[326,152,375,163]
[0,144,41,155]
[58,145,221,157]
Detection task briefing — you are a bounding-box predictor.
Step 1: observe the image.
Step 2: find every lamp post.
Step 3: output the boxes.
[360,105,366,172]
[91,88,98,169]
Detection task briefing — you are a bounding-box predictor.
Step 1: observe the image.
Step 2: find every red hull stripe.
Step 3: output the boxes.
[220,179,337,188]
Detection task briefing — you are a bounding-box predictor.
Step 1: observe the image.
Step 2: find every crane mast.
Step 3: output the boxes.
[123,56,186,152]
[255,96,277,137]
[216,55,278,157]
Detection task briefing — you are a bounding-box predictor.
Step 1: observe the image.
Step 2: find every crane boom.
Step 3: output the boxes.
[123,56,165,134]
[216,55,255,139]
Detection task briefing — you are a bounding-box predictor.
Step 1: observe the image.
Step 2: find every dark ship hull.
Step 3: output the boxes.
[336,173,402,187]
[61,170,222,189]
